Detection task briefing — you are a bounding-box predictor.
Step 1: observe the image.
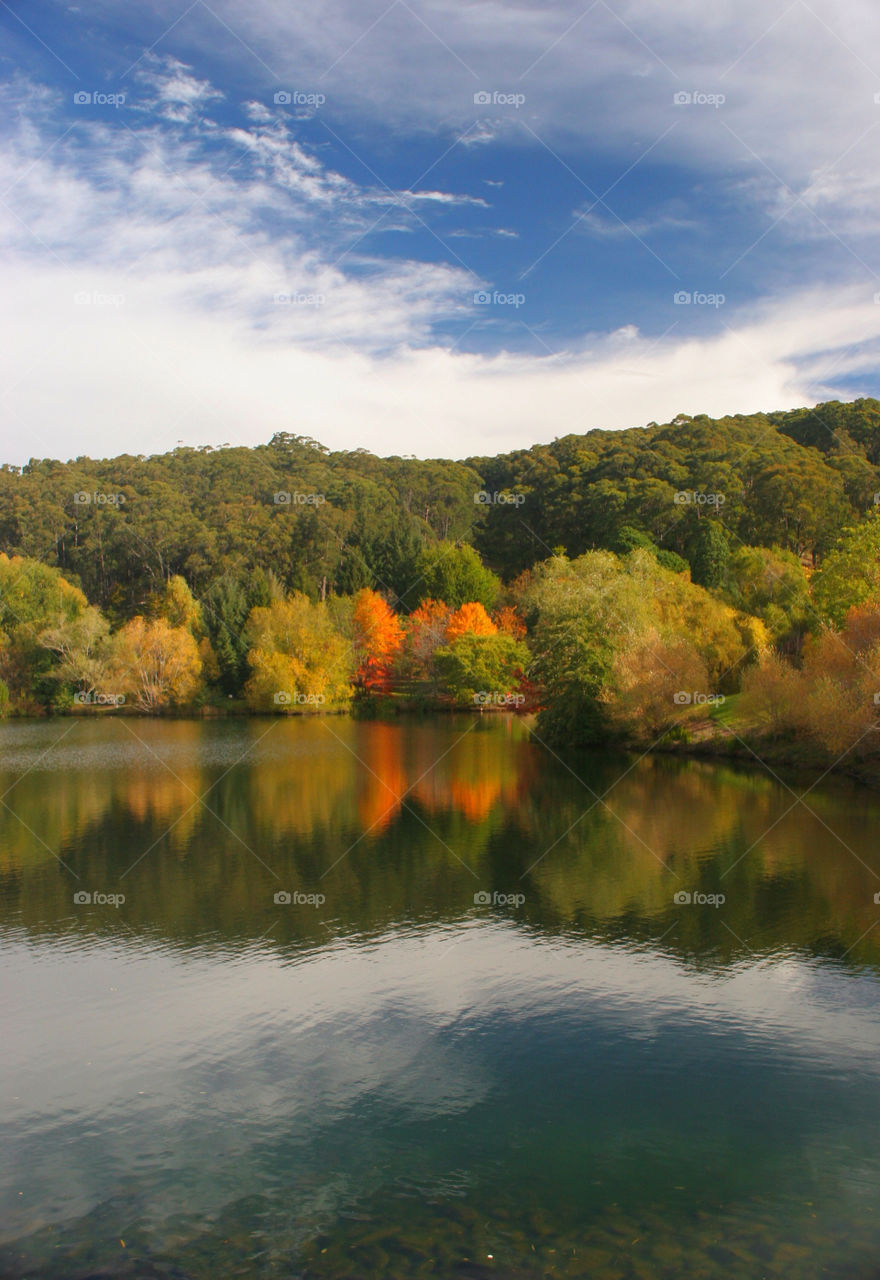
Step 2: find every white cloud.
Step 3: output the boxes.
[3,258,879,463]
[1,48,879,464]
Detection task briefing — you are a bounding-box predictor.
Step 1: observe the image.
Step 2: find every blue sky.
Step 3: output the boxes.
[3,0,880,461]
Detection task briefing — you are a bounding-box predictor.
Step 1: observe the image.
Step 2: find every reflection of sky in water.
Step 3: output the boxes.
[3,923,880,1241]
[3,718,880,1275]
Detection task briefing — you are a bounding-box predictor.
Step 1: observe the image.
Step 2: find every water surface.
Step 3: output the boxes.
[2,715,880,1278]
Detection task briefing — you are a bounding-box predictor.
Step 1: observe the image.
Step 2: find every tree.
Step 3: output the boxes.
[158,574,205,636]
[434,631,530,704]
[39,605,111,698]
[686,519,730,589]
[493,605,527,639]
[811,511,880,628]
[722,545,811,648]
[0,553,91,704]
[352,589,404,692]
[601,631,709,738]
[445,601,497,643]
[244,594,352,710]
[110,616,203,711]
[411,542,500,611]
[203,576,252,695]
[396,599,451,686]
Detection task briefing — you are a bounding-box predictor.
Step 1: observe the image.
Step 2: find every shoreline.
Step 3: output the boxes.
[648,722,880,792]
[6,703,880,791]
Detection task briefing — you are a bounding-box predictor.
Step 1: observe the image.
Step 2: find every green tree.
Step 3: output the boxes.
[811,511,880,628]
[411,542,500,611]
[434,631,529,704]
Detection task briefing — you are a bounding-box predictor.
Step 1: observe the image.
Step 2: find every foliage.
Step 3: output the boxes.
[740,601,880,758]
[110,616,203,711]
[445,601,497,643]
[412,542,501,610]
[434,632,530,704]
[244,594,352,710]
[811,511,880,628]
[352,589,404,692]
[519,549,762,745]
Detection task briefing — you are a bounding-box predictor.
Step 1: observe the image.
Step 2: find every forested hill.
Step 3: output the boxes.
[2,397,880,620]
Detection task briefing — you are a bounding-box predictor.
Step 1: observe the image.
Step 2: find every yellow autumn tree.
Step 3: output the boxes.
[110,616,203,711]
[244,594,352,710]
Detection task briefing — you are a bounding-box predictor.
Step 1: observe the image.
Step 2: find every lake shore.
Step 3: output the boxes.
[10,697,880,790]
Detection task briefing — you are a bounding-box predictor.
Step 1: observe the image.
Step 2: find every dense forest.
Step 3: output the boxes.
[3,397,880,770]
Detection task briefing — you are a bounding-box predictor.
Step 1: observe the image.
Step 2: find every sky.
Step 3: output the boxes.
[2,0,880,462]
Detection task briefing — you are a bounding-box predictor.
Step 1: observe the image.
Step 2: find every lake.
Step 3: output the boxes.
[2,715,880,1279]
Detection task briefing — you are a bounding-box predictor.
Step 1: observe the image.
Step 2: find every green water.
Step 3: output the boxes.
[2,715,880,1278]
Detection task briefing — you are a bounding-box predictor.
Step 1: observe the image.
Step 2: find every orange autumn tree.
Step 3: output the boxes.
[445,601,497,643]
[493,605,527,640]
[352,588,404,692]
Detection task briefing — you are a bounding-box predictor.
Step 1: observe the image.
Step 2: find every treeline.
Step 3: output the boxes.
[0,550,527,715]
[4,398,880,768]
[2,400,880,621]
